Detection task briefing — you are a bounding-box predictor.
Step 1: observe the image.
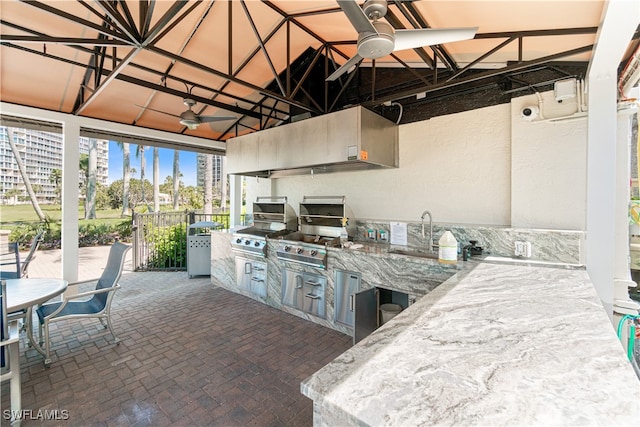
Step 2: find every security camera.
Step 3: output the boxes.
[521,105,539,121]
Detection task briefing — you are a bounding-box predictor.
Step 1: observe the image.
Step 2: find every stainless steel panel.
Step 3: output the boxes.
[250,261,267,298]
[226,106,398,177]
[354,287,378,345]
[334,271,361,328]
[302,273,326,319]
[235,256,267,298]
[281,268,304,309]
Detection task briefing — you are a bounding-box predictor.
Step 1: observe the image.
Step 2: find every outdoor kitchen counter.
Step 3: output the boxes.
[300,261,640,426]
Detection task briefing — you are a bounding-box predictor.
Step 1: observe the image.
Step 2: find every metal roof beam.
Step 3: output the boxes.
[147,45,318,114]
[364,44,594,106]
[240,0,286,96]
[19,1,133,44]
[95,0,141,43]
[0,35,130,47]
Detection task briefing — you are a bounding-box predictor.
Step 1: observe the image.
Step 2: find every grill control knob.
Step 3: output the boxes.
[296,247,303,254]
[254,241,261,247]
[284,245,291,252]
[244,240,251,245]
[310,250,318,256]
[236,238,242,244]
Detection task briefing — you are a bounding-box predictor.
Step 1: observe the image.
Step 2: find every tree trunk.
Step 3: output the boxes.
[85,139,97,219]
[173,150,180,210]
[7,128,46,221]
[153,147,160,212]
[221,156,228,211]
[122,143,131,217]
[139,146,146,209]
[204,154,213,215]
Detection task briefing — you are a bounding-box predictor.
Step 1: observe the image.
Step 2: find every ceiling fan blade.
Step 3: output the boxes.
[326,54,363,81]
[198,115,236,123]
[337,0,377,34]
[135,104,181,119]
[393,27,478,51]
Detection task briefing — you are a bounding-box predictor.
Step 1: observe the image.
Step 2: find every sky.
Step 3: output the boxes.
[108,141,198,187]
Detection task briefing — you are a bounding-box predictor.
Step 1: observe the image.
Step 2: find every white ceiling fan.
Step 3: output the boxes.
[327,0,478,81]
[140,98,236,130]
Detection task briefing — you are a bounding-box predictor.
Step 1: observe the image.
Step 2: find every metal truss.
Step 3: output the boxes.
[2,0,635,137]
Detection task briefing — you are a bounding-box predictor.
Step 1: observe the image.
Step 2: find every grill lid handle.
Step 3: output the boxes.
[255,196,288,203]
[301,195,346,204]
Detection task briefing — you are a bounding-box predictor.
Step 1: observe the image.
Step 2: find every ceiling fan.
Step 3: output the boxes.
[140,98,236,130]
[327,0,478,81]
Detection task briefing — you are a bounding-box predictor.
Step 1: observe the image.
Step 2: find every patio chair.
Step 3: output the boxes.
[35,241,130,366]
[1,280,22,425]
[19,231,44,278]
[0,243,21,280]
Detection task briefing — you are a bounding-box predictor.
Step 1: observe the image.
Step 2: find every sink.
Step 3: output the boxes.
[387,247,439,259]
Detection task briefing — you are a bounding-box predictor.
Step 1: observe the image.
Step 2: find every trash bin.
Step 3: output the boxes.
[187,221,221,278]
[380,303,403,325]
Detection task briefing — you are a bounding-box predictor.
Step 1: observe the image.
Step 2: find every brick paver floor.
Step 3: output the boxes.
[1,270,352,426]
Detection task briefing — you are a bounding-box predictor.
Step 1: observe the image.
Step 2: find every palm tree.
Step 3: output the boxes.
[221,156,228,211]
[6,127,45,220]
[153,146,160,212]
[115,141,131,217]
[78,153,94,219]
[204,154,213,215]
[49,168,62,205]
[84,139,97,219]
[136,144,149,211]
[172,150,180,210]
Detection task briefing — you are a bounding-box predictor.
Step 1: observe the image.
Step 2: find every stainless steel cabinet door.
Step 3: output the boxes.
[236,257,267,298]
[250,260,267,298]
[334,271,361,328]
[354,287,378,345]
[235,257,252,293]
[281,268,304,309]
[302,273,326,319]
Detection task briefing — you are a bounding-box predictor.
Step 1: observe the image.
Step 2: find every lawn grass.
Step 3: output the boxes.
[0,204,127,230]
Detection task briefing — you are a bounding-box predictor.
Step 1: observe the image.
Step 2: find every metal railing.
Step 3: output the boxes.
[132,210,246,271]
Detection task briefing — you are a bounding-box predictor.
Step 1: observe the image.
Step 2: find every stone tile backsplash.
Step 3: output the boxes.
[355,220,584,264]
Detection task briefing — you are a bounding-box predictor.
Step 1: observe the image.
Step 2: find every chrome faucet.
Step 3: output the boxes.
[420,210,433,252]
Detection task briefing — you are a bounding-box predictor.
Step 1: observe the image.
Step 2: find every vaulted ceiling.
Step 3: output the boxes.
[1,0,638,142]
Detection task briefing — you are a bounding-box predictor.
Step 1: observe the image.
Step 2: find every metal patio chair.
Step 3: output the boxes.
[0,243,21,280]
[1,280,22,425]
[19,231,44,279]
[35,241,130,366]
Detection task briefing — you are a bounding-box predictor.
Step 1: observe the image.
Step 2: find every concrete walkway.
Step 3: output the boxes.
[24,245,134,282]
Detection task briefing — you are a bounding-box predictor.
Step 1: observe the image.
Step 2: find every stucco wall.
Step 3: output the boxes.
[245,91,588,231]
[511,92,587,229]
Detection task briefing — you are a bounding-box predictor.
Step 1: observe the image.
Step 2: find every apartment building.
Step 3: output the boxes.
[0,126,109,204]
[196,152,223,188]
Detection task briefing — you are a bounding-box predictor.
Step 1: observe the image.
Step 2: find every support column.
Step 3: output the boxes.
[62,120,80,284]
[586,0,640,321]
[229,174,243,228]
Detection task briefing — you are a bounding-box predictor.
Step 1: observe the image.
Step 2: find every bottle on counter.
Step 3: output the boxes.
[340,217,349,246]
[438,230,458,264]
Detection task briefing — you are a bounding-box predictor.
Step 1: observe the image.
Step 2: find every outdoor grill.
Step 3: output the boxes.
[231,196,297,257]
[276,196,355,268]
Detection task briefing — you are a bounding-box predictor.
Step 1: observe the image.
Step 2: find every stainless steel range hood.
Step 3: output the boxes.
[226,106,398,178]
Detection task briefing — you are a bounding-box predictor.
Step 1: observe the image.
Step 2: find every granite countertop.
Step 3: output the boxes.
[301,262,640,426]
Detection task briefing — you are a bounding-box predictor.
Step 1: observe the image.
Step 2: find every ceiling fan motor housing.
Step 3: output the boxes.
[179,109,200,129]
[363,0,387,20]
[358,20,394,59]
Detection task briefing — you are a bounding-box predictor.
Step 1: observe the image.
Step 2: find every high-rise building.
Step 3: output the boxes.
[0,126,109,204]
[196,153,223,189]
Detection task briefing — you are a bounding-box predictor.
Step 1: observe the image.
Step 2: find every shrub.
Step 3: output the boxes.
[8,218,133,249]
[146,224,187,269]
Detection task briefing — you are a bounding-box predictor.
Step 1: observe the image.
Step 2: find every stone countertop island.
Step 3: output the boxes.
[301,261,640,426]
